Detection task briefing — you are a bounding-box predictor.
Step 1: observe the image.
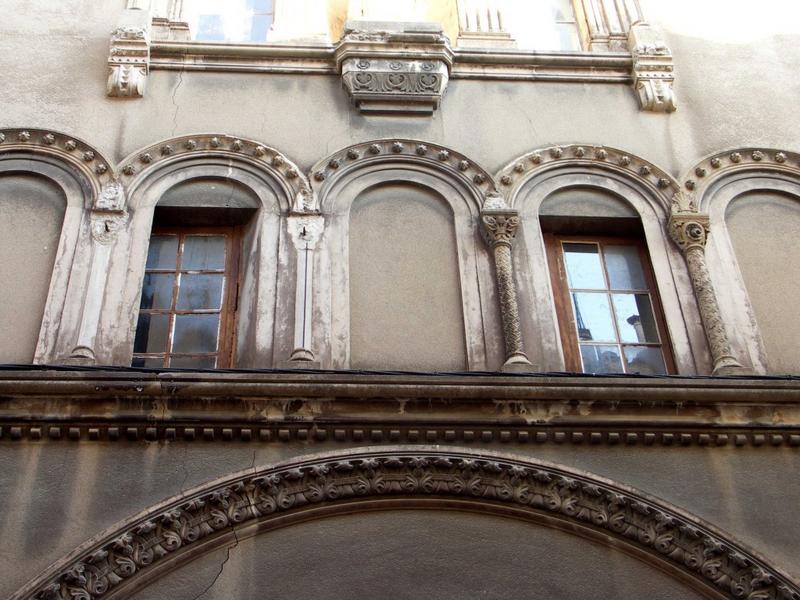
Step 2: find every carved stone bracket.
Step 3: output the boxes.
[628,22,676,113]
[481,209,534,371]
[668,212,749,375]
[107,26,150,98]
[335,22,453,114]
[13,448,800,600]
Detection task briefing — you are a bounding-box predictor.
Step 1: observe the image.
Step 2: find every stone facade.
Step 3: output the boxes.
[1,1,799,598]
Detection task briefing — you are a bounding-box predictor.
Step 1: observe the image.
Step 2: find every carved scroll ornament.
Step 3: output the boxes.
[14,449,800,600]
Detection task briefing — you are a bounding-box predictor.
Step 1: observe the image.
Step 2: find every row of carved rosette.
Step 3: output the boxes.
[106,20,676,113]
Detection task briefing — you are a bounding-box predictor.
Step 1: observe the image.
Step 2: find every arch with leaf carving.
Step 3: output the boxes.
[309,139,504,370]
[12,446,800,600]
[495,144,707,374]
[682,147,800,374]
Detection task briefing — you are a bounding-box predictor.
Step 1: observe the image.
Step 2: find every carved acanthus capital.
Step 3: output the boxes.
[90,211,127,244]
[107,26,149,98]
[336,22,453,114]
[668,212,709,253]
[287,215,325,250]
[481,210,520,248]
[628,23,676,113]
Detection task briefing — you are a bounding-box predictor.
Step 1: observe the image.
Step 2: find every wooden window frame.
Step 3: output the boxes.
[132,226,242,369]
[544,233,676,374]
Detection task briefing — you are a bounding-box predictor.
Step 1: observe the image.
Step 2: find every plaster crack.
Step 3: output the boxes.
[170,69,184,137]
[190,528,239,600]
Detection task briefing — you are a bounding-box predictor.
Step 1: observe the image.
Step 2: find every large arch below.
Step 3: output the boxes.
[13,447,799,600]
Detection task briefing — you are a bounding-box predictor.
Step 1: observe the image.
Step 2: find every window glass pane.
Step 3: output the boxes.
[580,344,624,374]
[612,294,659,343]
[140,273,175,310]
[132,356,166,368]
[177,274,224,310]
[133,313,170,353]
[623,346,667,375]
[173,314,220,353]
[605,245,647,290]
[145,235,179,270]
[170,356,217,369]
[182,235,226,270]
[249,14,272,41]
[548,0,575,21]
[196,14,225,41]
[563,243,605,289]
[572,292,616,342]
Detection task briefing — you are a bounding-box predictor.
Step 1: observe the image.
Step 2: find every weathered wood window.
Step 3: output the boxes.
[132,228,240,368]
[545,235,673,374]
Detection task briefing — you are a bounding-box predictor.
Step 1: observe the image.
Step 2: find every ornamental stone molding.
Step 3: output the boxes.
[628,22,676,113]
[107,26,150,98]
[12,447,800,600]
[0,128,116,205]
[335,22,453,114]
[681,148,800,210]
[310,138,499,209]
[495,143,680,213]
[118,134,315,213]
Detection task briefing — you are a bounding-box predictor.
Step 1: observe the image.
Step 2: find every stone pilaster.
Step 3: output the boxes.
[481,210,533,372]
[668,213,749,375]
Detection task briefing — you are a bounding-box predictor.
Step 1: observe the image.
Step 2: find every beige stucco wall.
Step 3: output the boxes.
[0,175,66,363]
[726,191,800,375]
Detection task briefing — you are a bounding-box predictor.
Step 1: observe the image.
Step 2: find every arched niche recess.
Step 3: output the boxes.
[685,148,800,374]
[495,145,705,374]
[0,128,114,364]
[310,139,504,371]
[349,182,467,371]
[12,447,799,600]
[100,135,309,367]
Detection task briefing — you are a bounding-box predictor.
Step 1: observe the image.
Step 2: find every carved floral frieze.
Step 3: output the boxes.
[15,449,800,600]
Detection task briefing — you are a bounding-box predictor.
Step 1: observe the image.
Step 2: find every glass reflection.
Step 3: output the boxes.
[605,245,646,290]
[612,294,659,343]
[580,345,624,374]
[572,292,616,342]
[183,236,226,271]
[177,274,224,310]
[173,314,220,353]
[624,346,667,375]
[140,273,174,310]
[133,313,170,353]
[170,356,217,369]
[563,243,605,289]
[145,236,179,270]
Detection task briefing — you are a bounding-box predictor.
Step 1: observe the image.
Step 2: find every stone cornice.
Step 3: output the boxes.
[12,447,800,600]
[0,370,799,447]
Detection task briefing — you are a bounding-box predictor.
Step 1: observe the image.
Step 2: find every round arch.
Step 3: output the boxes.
[12,447,799,600]
[682,147,800,374]
[494,144,704,374]
[309,139,504,371]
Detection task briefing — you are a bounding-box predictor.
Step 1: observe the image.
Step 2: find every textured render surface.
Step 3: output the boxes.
[0,175,66,363]
[726,192,800,374]
[1,442,799,598]
[131,510,704,600]
[349,184,467,371]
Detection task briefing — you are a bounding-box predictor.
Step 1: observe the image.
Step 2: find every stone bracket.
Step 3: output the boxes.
[335,21,453,115]
[628,22,676,113]
[107,26,150,98]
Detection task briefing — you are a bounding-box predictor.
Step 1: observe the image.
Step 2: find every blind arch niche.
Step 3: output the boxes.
[348,182,467,371]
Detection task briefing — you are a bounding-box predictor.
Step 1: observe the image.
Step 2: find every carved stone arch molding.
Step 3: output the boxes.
[309,139,505,370]
[494,144,709,373]
[13,447,800,600]
[681,148,800,374]
[100,134,313,367]
[0,128,121,364]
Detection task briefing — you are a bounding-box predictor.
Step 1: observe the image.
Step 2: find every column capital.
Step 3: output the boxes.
[287,214,325,250]
[481,210,520,248]
[668,212,709,253]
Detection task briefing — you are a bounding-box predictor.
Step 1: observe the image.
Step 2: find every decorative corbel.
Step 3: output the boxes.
[107,26,150,98]
[668,212,749,375]
[64,182,128,365]
[628,22,676,113]
[280,214,325,369]
[480,203,534,372]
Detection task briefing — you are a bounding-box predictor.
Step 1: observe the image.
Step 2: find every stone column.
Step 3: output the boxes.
[65,184,128,365]
[481,210,533,372]
[457,0,515,47]
[668,213,749,375]
[281,214,324,368]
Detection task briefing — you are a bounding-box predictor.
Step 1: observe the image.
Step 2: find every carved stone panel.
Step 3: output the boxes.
[628,23,676,113]
[107,26,150,98]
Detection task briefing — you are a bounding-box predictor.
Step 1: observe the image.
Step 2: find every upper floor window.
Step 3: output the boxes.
[132,228,240,368]
[186,0,275,42]
[546,235,673,374]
